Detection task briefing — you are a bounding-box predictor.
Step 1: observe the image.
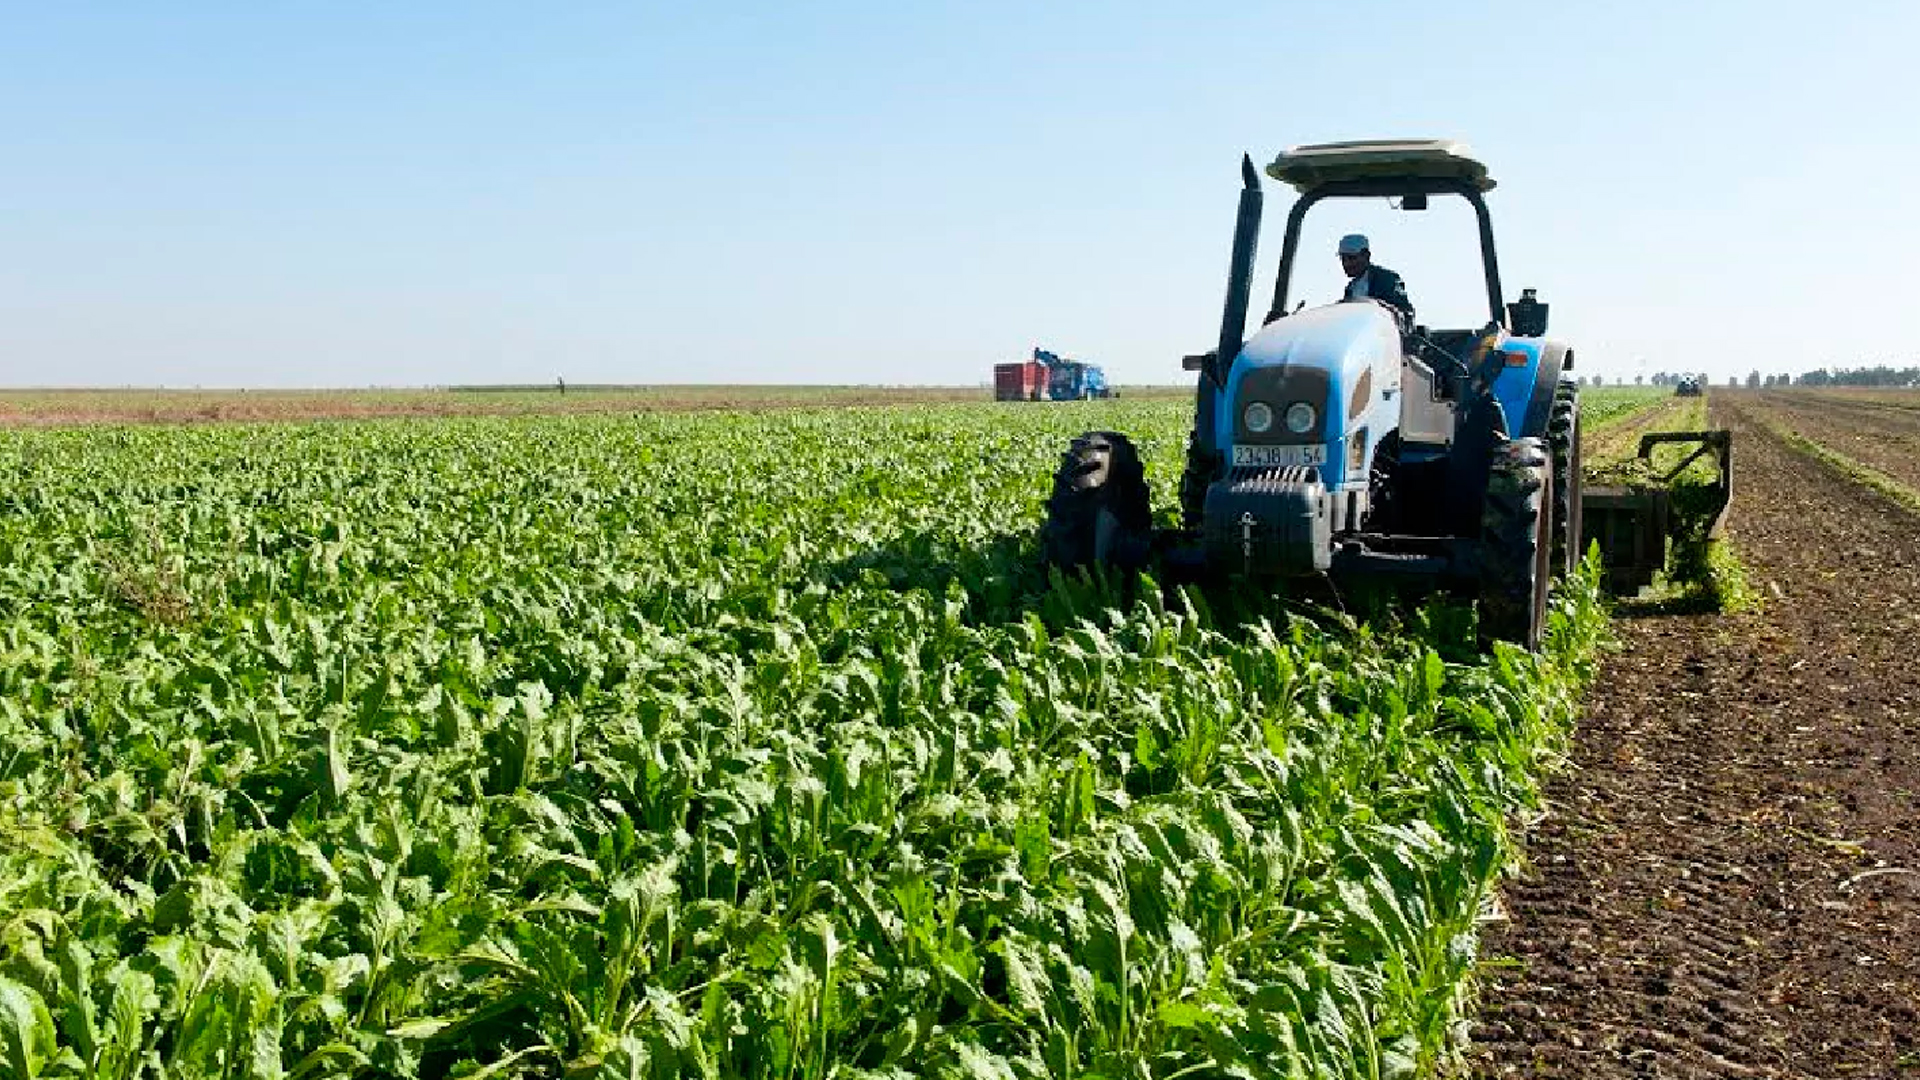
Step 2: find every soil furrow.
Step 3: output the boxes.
[1473,396,1920,1078]
[1798,390,1920,414]
[1739,390,1920,495]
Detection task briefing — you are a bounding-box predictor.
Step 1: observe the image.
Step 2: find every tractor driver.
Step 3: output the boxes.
[1337,234,1414,325]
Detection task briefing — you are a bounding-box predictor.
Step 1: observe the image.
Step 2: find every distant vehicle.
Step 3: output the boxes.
[1675,377,1703,397]
[1045,354,1113,401]
[994,348,1115,401]
[993,358,1048,401]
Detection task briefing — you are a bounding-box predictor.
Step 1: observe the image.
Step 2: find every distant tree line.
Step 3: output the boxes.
[1569,365,1920,389]
[1786,365,1920,388]
[1569,372,1709,388]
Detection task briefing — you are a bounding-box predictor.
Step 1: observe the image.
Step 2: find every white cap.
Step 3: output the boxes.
[1338,234,1369,255]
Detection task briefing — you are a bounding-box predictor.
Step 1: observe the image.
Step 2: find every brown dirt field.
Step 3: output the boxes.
[1758,392,1920,426]
[1798,389,1920,411]
[0,386,1187,427]
[1737,391,1920,494]
[1473,396,1920,1078]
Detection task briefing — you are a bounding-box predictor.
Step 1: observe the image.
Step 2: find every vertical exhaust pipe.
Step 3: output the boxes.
[1193,155,1263,448]
[1185,154,1264,528]
[1216,153,1265,375]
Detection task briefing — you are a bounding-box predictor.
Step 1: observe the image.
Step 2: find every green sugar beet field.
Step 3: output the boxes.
[0,400,1608,1080]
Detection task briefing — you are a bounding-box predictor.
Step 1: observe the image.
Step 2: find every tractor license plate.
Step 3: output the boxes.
[1232,444,1327,468]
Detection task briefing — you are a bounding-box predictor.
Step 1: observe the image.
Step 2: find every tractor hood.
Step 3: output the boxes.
[1216,301,1404,489]
[1237,302,1402,370]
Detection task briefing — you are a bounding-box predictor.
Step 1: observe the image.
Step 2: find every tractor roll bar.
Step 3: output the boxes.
[1264,177,1506,330]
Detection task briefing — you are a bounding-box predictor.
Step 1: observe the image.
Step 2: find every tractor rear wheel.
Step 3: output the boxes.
[1043,431,1153,573]
[1478,437,1554,651]
[1548,380,1583,578]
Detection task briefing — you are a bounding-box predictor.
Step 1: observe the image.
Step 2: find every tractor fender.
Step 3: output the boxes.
[1516,342,1572,438]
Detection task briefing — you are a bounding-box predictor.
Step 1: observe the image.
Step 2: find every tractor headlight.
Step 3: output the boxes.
[1284,401,1317,434]
[1243,401,1275,434]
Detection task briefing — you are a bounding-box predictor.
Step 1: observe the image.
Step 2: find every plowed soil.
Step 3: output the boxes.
[1473,397,1920,1078]
[1742,390,1920,494]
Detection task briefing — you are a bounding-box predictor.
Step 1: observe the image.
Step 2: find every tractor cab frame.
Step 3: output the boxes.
[1262,140,1513,333]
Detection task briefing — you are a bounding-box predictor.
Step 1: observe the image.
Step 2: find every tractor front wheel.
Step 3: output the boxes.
[1043,431,1153,573]
[1478,437,1554,651]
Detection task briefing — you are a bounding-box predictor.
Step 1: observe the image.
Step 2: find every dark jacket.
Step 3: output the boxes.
[1344,264,1414,323]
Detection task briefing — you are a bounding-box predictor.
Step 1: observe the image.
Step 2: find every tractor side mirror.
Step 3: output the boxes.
[1399,193,1429,211]
[1182,351,1216,372]
[1507,288,1549,337]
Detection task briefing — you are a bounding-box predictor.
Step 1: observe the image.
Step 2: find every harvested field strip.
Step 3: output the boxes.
[1473,401,1920,1078]
[1751,392,1920,435]
[1732,400,1920,515]
[1795,388,1920,412]
[1789,393,1920,418]
[1740,390,1920,495]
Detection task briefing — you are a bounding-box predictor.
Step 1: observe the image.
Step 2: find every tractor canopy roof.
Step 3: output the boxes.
[1266,139,1495,194]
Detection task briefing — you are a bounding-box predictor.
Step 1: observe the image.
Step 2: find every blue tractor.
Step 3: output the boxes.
[1041,140,1585,649]
[1038,349,1115,400]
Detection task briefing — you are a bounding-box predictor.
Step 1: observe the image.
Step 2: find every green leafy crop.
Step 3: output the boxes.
[0,403,1602,1079]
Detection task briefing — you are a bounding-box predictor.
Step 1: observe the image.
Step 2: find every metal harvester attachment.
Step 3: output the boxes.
[1580,430,1733,594]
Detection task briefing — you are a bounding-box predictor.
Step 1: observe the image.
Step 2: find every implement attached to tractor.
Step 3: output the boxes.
[1581,430,1732,594]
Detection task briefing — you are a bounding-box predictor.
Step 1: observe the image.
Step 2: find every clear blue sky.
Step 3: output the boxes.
[2,1,1915,388]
